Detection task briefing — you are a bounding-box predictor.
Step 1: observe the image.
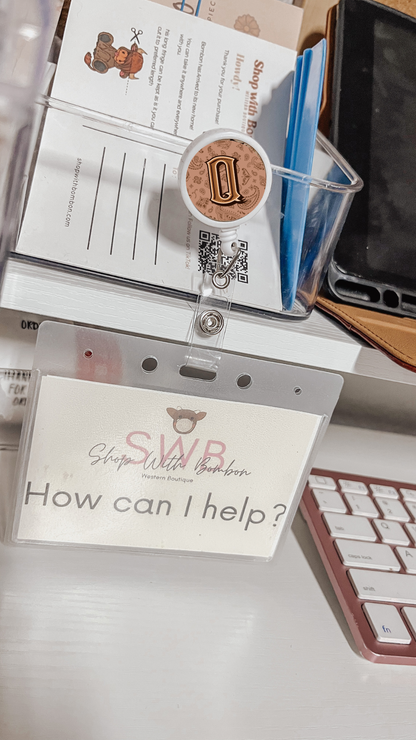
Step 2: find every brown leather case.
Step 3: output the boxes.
[298,0,339,52]
[317,296,416,373]
[315,0,416,374]
[318,3,338,136]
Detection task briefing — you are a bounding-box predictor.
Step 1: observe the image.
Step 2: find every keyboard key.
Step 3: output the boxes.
[402,607,416,639]
[335,539,400,571]
[349,568,416,604]
[308,474,336,490]
[405,501,416,521]
[363,603,411,644]
[370,484,398,499]
[375,498,410,522]
[396,547,416,574]
[323,513,377,541]
[400,488,416,503]
[311,489,346,513]
[339,479,368,495]
[405,523,416,545]
[344,493,378,518]
[373,519,409,546]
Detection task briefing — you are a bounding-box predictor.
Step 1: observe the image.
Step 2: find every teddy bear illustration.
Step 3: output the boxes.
[84,31,147,79]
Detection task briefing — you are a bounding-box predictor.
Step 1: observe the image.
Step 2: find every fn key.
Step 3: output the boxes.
[363,603,411,644]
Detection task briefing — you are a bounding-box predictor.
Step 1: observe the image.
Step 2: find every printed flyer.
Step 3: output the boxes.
[52,0,296,147]
[16,0,297,313]
[14,376,322,558]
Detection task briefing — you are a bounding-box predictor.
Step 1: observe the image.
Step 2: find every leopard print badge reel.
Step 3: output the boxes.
[179,130,272,258]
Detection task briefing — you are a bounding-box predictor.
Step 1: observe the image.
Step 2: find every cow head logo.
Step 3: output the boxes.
[166,408,207,434]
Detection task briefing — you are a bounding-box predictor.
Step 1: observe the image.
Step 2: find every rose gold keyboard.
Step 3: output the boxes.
[300,468,416,664]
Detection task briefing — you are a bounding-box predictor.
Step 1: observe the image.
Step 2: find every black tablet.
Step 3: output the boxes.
[328,0,416,316]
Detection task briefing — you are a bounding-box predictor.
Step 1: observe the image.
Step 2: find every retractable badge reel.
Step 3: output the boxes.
[179,129,272,366]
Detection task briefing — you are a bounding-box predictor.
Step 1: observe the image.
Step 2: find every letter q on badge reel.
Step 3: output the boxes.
[179,129,272,257]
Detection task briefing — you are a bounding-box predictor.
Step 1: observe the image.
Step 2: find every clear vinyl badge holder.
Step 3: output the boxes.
[10,322,343,559]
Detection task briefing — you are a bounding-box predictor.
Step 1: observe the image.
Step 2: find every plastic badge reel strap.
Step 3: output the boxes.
[9,321,344,560]
[186,259,236,373]
[179,129,272,371]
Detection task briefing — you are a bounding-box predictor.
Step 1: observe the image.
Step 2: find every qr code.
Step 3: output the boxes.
[198,230,249,284]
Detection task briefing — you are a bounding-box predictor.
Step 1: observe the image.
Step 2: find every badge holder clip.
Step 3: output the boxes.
[178,129,272,373]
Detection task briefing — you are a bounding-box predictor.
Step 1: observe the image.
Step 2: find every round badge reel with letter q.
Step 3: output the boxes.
[179,129,272,258]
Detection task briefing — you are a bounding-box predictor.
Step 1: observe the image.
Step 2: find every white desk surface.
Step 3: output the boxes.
[0,423,416,740]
